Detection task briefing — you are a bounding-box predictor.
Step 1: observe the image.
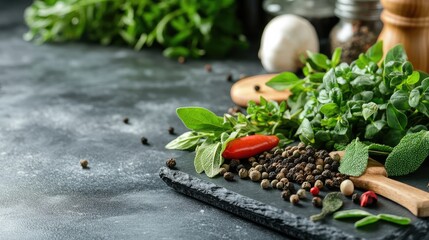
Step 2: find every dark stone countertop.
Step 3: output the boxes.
[0,1,290,239]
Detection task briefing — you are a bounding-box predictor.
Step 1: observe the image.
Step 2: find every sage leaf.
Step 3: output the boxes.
[194,140,223,177]
[310,192,343,221]
[368,143,393,156]
[334,209,372,219]
[355,215,380,228]
[177,107,228,132]
[339,138,369,176]
[385,130,429,176]
[194,145,204,174]
[165,131,201,150]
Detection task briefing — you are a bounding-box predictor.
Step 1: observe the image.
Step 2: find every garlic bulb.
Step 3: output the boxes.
[259,14,319,73]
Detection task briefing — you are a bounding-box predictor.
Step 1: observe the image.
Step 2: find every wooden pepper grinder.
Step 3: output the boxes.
[378,0,429,72]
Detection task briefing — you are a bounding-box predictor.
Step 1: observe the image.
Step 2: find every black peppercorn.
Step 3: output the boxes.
[325,179,335,189]
[281,190,292,201]
[285,182,296,192]
[80,159,89,169]
[312,197,323,208]
[230,159,240,171]
[322,170,331,178]
[224,172,234,181]
[226,73,233,82]
[254,85,261,92]
[141,137,149,145]
[268,171,277,180]
[166,158,176,169]
[352,193,360,204]
[236,164,245,171]
[168,127,175,135]
[123,117,130,124]
[324,157,333,165]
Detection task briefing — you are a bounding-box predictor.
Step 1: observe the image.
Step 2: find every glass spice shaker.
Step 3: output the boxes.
[329,0,383,63]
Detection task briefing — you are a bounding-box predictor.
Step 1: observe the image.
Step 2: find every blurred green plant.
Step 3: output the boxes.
[24,0,248,58]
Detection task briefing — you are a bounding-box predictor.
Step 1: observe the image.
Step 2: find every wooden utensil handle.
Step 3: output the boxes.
[351,175,429,217]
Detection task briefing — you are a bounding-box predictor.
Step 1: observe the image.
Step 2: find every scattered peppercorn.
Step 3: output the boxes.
[271,179,279,188]
[290,194,300,205]
[141,137,149,145]
[261,172,269,179]
[261,179,270,189]
[238,168,248,179]
[297,189,307,199]
[168,127,175,135]
[310,187,319,196]
[123,117,130,124]
[352,193,360,204]
[224,172,234,181]
[315,180,324,189]
[204,64,212,72]
[226,73,233,82]
[221,164,230,172]
[249,170,261,182]
[281,190,292,201]
[166,158,176,169]
[80,159,89,169]
[325,179,335,189]
[301,181,311,191]
[219,168,227,175]
[340,179,354,196]
[312,197,323,208]
[276,181,285,190]
[254,85,261,92]
[178,56,186,64]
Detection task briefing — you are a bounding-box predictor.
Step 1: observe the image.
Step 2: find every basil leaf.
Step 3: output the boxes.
[385,130,429,176]
[307,51,330,70]
[320,103,339,117]
[266,72,301,91]
[165,131,201,150]
[296,118,315,144]
[390,90,410,110]
[386,103,407,130]
[385,45,407,63]
[406,71,420,85]
[365,41,383,63]
[177,107,228,132]
[339,138,369,176]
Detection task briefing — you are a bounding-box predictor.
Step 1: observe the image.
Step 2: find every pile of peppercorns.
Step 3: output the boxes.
[220,142,349,207]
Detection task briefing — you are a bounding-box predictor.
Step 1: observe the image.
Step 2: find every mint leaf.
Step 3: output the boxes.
[339,139,369,176]
[177,107,228,132]
[296,118,314,144]
[266,72,301,91]
[386,103,407,130]
[362,102,378,120]
[165,131,201,150]
[385,130,429,176]
[385,45,407,63]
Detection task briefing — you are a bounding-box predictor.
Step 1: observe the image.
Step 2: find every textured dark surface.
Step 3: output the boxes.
[160,153,429,240]
[0,1,288,240]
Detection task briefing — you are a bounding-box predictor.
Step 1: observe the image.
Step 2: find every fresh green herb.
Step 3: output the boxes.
[334,209,411,228]
[338,139,369,176]
[166,99,294,177]
[385,130,429,176]
[310,192,343,221]
[266,41,429,176]
[24,0,247,58]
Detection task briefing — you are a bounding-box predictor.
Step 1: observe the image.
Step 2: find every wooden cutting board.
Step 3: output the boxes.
[230,74,291,107]
[332,151,429,217]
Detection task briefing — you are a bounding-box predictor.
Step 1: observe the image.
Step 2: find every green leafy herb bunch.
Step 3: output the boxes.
[266,42,429,176]
[24,0,247,58]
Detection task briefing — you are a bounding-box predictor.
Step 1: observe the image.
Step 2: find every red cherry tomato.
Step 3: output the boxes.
[222,135,279,159]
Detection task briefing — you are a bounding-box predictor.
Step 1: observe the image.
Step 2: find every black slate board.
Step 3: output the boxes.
[160,153,429,239]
